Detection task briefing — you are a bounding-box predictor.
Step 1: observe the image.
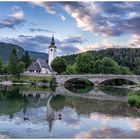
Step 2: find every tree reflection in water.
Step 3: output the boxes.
[0,84,140,135]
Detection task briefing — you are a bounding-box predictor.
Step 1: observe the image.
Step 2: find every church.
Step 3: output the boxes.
[26,36,57,74]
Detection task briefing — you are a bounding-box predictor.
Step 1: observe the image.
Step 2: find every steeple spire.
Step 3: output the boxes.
[51,35,55,45]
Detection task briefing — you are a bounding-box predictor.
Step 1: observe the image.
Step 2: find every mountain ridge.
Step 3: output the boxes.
[0,42,48,63]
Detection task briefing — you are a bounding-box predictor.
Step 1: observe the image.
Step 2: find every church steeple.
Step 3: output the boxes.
[49,35,56,48]
[51,35,55,45]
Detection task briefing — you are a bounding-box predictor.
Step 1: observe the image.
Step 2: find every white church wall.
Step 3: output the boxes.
[48,48,56,67]
[41,68,48,74]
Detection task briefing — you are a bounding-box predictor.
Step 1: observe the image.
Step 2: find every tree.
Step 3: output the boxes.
[51,57,67,74]
[2,64,8,74]
[102,57,120,74]
[66,64,78,74]
[119,66,132,75]
[21,51,32,69]
[0,58,3,74]
[93,60,103,74]
[76,52,94,73]
[8,48,25,78]
[16,61,25,79]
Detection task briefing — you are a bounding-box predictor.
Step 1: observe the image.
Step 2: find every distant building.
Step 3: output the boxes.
[26,36,57,74]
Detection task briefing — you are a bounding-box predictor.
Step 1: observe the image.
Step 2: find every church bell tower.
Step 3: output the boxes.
[48,35,57,67]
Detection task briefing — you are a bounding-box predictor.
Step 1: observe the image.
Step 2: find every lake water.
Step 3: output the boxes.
[0,84,140,138]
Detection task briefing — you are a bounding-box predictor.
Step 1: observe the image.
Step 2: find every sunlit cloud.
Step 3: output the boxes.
[129,35,140,48]
[0,6,25,29]
[80,39,113,52]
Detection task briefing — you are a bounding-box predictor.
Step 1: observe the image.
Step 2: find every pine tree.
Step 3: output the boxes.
[8,48,25,78]
[22,51,32,69]
[0,58,3,74]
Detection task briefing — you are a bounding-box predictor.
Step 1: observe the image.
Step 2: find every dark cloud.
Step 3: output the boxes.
[62,36,85,44]
[58,45,80,56]
[61,2,140,36]
[0,17,25,29]
[29,28,55,33]
[3,35,81,55]
[0,6,25,29]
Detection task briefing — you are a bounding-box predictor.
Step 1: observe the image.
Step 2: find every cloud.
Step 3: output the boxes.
[29,28,55,33]
[30,1,56,15]
[30,1,66,21]
[62,35,85,44]
[29,2,140,36]
[61,2,140,36]
[80,39,113,52]
[128,35,140,47]
[59,14,66,21]
[58,45,80,56]
[2,35,81,55]
[0,6,25,29]
[9,10,24,20]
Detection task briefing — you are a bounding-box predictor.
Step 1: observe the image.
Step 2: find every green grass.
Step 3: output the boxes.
[9,75,55,84]
[128,91,140,107]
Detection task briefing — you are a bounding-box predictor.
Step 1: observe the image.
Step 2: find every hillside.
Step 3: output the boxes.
[0,42,48,63]
[62,48,140,74]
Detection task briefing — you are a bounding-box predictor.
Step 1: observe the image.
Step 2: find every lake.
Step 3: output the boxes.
[0,84,140,138]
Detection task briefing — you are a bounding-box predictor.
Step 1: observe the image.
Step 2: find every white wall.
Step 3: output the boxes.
[48,48,56,67]
[41,68,51,74]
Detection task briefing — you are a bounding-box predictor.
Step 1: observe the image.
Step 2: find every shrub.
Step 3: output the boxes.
[128,91,140,107]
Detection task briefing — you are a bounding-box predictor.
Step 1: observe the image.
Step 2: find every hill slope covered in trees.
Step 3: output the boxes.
[62,48,140,74]
[0,42,48,63]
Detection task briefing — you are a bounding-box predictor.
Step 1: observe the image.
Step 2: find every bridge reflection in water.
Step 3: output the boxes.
[20,85,127,102]
[19,85,131,131]
[0,84,140,134]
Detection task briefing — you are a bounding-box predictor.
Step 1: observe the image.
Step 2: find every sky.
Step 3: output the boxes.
[0,1,140,55]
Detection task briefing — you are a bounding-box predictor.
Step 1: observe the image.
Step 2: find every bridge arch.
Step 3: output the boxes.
[98,77,139,85]
[64,77,94,85]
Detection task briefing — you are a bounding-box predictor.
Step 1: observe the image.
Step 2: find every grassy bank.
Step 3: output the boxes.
[128,91,140,108]
[8,75,55,85]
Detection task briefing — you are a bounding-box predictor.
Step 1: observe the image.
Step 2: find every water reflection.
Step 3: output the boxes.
[0,84,140,138]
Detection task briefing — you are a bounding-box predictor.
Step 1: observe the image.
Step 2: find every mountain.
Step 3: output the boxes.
[0,42,48,63]
[28,51,48,61]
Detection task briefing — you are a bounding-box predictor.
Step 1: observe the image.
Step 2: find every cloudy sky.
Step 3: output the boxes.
[0,1,140,55]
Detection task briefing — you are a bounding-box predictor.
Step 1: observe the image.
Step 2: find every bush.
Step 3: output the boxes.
[40,79,48,83]
[128,91,140,107]
[128,96,136,106]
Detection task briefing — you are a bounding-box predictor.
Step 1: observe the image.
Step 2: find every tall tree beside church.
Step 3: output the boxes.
[0,58,3,74]
[51,57,67,74]
[8,48,25,78]
[22,51,32,69]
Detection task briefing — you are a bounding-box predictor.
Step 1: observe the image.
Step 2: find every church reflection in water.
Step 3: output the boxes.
[0,84,140,132]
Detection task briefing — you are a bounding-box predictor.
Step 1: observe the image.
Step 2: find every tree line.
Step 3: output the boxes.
[0,48,32,79]
[59,48,140,75]
[51,52,132,75]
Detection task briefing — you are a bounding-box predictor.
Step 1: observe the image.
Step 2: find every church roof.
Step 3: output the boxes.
[27,61,41,71]
[37,58,54,72]
[27,58,54,72]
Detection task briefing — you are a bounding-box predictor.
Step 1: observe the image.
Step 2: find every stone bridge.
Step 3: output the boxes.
[55,74,140,86]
